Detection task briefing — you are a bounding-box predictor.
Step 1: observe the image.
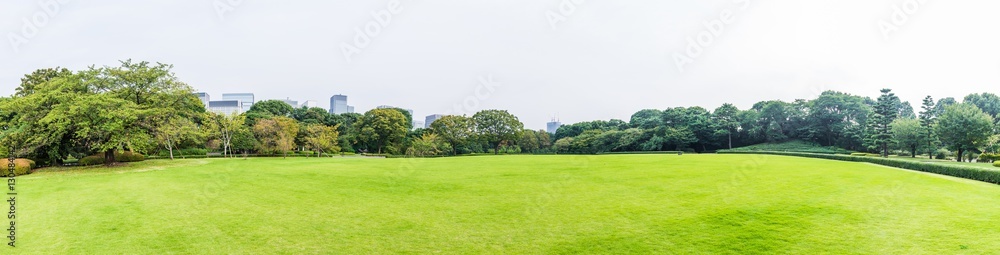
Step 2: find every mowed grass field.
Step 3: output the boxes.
[11,154,1000,254]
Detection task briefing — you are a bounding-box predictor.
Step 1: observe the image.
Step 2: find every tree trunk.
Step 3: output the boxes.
[728,133,732,149]
[910,145,916,158]
[495,144,501,155]
[104,149,116,165]
[956,148,963,162]
[168,146,174,160]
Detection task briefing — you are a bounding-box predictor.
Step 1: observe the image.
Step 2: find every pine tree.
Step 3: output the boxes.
[867,89,899,157]
[918,95,937,159]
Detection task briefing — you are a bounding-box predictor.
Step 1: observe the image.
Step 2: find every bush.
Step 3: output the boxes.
[117,151,145,162]
[79,151,145,165]
[980,153,1000,163]
[178,148,208,156]
[719,151,1000,184]
[995,161,1000,168]
[935,149,951,160]
[0,158,34,176]
[79,155,105,166]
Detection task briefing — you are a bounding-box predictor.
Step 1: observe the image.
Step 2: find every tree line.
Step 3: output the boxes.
[0,61,542,166]
[551,89,1000,162]
[1,61,997,166]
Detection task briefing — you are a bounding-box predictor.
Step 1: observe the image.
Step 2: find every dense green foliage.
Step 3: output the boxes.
[14,155,1000,253]
[721,140,853,154]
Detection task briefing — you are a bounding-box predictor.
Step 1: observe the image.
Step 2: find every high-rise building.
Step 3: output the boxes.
[207,100,243,114]
[546,118,563,134]
[425,114,444,128]
[413,121,424,130]
[302,100,318,108]
[376,105,413,116]
[330,95,351,114]
[194,92,210,106]
[222,93,254,110]
[281,97,299,108]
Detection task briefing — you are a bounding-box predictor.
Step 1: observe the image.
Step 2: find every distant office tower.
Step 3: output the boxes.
[208,100,243,114]
[222,93,255,110]
[194,92,210,106]
[330,95,351,114]
[302,100,318,108]
[546,118,563,134]
[281,97,299,108]
[425,114,444,128]
[413,121,424,130]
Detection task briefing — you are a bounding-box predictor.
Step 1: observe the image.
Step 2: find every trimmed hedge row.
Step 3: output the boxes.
[718,151,1000,184]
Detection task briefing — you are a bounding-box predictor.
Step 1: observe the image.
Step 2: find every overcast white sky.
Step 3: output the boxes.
[2,0,999,129]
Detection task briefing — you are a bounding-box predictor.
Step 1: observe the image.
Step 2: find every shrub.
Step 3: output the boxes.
[79,151,145,165]
[0,158,34,176]
[718,151,1000,184]
[79,156,105,166]
[980,153,1000,163]
[178,148,208,156]
[117,151,145,162]
[995,161,1000,168]
[935,149,951,160]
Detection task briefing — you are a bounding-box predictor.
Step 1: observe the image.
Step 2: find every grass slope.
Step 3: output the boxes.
[724,140,853,154]
[11,155,1000,254]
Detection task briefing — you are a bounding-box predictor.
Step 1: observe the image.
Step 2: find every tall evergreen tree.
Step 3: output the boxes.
[867,89,899,157]
[918,96,937,159]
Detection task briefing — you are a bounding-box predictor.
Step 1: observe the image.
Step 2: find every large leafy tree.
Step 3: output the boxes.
[891,118,922,158]
[15,67,72,97]
[302,124,340,157]
[246,100,294,126]
[429,115,473,155]
[629,109,663,130]
[804,91,872,147]
[713,104,740,149]
[253,116,300,158]
[935,104,995,162]
[0,71,81,165]
[206,112,247,158]
[472,110,524,154]
[355,108,409,154]
[867,89,899,157]
[154,116,199,160]
[963,92,1000,118]
[70,93,146,165]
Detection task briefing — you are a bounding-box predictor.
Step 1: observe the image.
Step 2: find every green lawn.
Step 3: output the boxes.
[886,155,999,170]
[11,154,1000,254]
